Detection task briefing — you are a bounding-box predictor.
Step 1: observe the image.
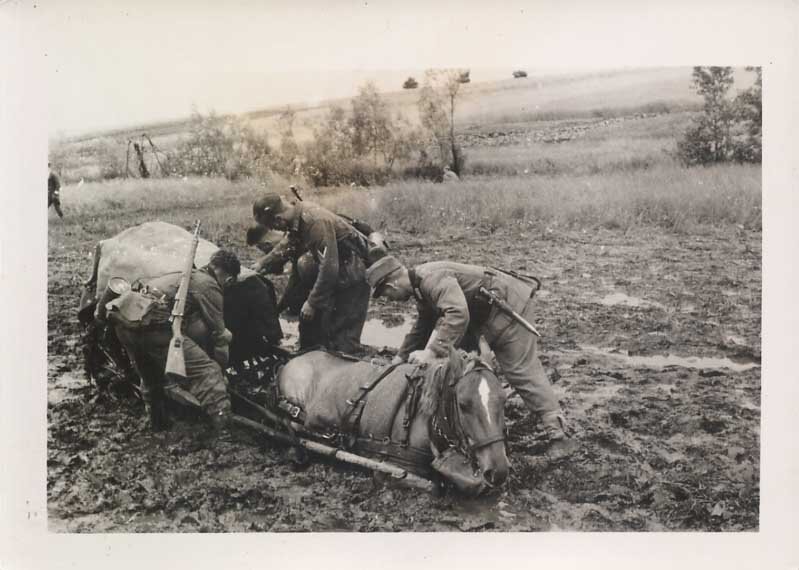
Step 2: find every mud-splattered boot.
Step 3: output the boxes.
[145,397,171,432]
[288,445,310,471]
[209,410,230,432]
[540,412,577,460]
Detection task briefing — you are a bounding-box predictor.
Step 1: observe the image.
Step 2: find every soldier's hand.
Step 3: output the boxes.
[408,349,436,366]
[300,300,316,321]
[391,355,405,366]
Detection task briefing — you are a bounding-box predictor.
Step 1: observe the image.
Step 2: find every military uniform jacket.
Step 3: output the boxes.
[144,268,232,367]
[48,172,60,199]
[280,201,367,311]
[398,261,535,359]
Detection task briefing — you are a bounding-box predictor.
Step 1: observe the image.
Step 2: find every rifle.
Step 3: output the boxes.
[290,185,303,202]
[164,221,202,387]
[478,286,542,337]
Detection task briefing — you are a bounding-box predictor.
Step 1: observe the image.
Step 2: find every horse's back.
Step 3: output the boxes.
[278,353,424,440]
[278,351,378,431]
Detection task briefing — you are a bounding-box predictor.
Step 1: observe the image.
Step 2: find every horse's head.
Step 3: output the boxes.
[428,350,509,493]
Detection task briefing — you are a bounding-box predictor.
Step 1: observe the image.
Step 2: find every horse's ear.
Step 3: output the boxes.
[462,352,478,375]
[462,351,493,375]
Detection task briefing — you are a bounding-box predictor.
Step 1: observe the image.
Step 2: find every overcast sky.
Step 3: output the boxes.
[31,0,773,137]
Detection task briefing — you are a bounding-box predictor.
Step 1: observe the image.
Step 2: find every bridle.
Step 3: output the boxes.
[429,361,506,461]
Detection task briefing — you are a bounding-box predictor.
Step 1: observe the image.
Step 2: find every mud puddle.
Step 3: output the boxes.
[444,494,540,531]
[597,292,665,310]
[579,345,759,372]
[48,370,89,406]
[279,316,412,350]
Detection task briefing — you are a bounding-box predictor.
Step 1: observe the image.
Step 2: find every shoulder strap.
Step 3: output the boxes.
[340,362,403,446]
[408,267,423,302]
[491,266,542,296]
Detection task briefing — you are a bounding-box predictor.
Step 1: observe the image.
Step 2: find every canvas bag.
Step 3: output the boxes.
[106,289,168,330]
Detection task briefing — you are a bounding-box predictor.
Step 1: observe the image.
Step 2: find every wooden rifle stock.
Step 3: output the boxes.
[478,286,542,337]
[165,220,202,380]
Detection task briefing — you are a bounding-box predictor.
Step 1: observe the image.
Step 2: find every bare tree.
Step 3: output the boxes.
[417,69,469,176]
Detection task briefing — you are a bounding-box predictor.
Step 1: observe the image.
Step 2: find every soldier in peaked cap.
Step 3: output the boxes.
[367,255,574,456]
[251,192,371,353]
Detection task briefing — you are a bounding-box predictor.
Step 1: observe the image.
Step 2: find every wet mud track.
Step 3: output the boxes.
[48,222,761,531]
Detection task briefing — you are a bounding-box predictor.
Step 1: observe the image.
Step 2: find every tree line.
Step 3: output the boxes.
[168,69,472,187]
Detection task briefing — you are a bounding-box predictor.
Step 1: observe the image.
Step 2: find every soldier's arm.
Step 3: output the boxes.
[423,275,469,357]
[194,281,231,367]
[397,303,436,360]
[254,234,293,274]
[306,219,339,310]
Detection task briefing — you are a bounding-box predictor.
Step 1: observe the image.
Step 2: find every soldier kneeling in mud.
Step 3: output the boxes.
[98,250,241,435]
[367,255,575,458]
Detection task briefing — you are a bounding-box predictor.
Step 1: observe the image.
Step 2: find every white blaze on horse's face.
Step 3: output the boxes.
[478,376,492,426]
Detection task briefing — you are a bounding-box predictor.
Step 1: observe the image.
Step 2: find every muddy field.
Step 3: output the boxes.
[47,219,761,532]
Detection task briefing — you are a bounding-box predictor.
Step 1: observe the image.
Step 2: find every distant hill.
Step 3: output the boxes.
[59,67,756,149]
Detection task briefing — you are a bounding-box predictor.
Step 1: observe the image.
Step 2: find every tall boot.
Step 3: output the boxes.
[147,393,170,432]
[540,411,576,459]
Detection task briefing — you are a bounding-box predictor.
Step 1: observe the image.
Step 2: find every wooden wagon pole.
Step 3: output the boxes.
[229,391,435,491]
[230,414,435,493]
[142,133,166,176]
[230,389,305,433]
[125,140,132,178]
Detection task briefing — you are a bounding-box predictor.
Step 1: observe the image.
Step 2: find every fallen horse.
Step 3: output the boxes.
[77,222,510,495]
[271,348,509,495]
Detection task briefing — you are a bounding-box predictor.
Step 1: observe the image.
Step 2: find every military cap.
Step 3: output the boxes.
[366,255,404,298]
[246,224,268,246]
[252,193,285,226]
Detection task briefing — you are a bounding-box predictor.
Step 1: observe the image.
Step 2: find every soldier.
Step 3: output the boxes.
[247,225,316,319]
[366,255,573,454]
[48,163,64,218]
[252,193,370,353]
[102,250,241,433]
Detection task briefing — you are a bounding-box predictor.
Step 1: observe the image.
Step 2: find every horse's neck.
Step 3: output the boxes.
[401,407,433,451]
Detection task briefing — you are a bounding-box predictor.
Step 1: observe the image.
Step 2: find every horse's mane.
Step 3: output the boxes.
[418,349,486,415]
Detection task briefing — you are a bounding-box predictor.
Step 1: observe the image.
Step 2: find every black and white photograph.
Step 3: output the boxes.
[2,0,798,567]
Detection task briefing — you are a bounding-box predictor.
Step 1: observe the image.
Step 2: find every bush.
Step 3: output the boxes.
[512,70,528,79]
[302,86,424,187]
[401,163,445,182]
[170,109,271,180]
[403,77,419,89]
[95,138,127,180]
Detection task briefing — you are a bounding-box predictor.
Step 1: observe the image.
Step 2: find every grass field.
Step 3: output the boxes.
[57,157,761,241]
